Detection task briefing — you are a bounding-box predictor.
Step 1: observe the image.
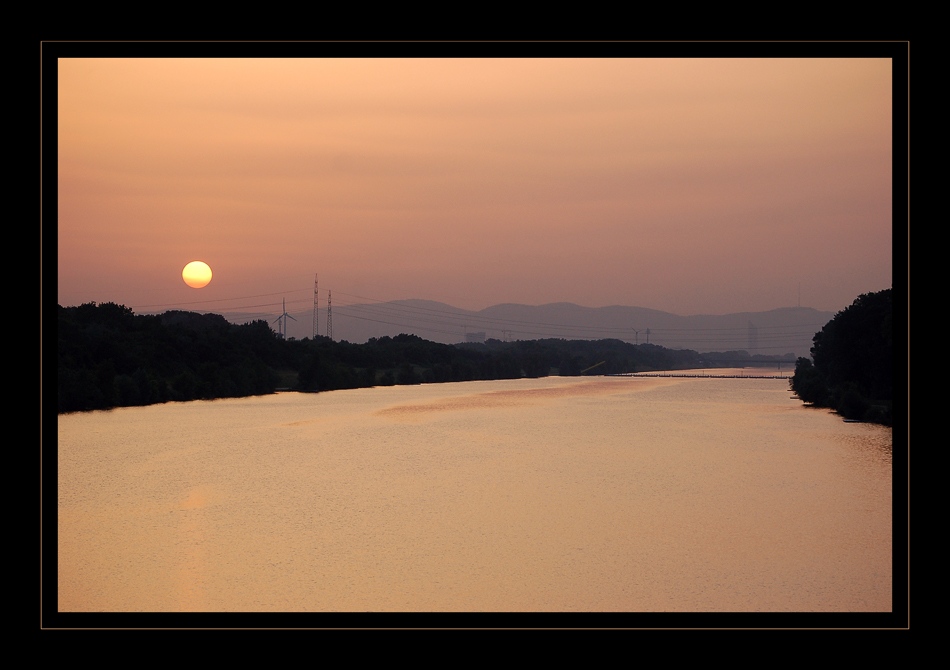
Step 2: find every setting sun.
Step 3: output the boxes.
[182,261,212,288]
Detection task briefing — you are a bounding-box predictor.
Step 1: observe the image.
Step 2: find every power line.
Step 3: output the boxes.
[331,305,818,351]
[130,287,311,311]
[130,278,825,348]
[329,289,826,337]
[334,299,825,342]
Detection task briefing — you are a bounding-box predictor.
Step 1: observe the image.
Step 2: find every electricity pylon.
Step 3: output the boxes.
[312,274,318,339]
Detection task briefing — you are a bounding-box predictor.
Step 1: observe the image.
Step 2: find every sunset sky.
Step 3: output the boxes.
[55,54,897,320]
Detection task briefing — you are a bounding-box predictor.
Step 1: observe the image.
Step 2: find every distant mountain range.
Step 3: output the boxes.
[213,300,834,359]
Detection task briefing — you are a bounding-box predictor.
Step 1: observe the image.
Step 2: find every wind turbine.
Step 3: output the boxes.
[273,298,297,340]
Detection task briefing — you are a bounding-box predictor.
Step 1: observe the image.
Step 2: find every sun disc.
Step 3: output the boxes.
[182,261,213,288]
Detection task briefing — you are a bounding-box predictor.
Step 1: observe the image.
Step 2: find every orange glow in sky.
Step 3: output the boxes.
[56,55,895,318]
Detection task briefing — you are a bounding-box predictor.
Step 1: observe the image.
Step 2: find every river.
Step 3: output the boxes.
[56,370,893,614]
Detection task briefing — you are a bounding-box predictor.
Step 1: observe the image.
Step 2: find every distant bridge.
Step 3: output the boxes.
[610,372,792,380]
[693,359,797,369]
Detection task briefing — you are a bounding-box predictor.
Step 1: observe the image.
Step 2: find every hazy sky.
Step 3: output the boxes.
[56,57,894,318]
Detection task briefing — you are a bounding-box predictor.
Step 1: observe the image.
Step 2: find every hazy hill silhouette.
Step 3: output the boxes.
[218,300,834,359]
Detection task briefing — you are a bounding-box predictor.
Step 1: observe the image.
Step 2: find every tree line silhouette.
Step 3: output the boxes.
[791,288,893,425]
[58,301,796,413]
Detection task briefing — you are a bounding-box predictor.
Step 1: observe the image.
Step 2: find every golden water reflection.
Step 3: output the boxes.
[58,373,892,612]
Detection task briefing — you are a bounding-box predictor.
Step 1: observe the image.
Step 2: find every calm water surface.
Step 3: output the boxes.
[58,371,892,612]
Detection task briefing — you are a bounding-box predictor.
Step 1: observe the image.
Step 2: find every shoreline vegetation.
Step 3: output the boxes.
[790,288,893,426]
[57,302,799,415]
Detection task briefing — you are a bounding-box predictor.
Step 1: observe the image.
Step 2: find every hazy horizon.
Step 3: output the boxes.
[55,53,896,321]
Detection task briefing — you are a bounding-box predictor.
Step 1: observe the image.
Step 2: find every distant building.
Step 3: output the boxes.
[465,331,486,343]
[748,321,759,353]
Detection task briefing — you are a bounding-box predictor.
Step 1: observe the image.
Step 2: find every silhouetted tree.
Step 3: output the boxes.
[791,288,892,425]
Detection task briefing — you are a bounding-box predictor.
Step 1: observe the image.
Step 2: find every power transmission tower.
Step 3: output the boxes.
[326,289,332,341]
[312,273,318,339]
